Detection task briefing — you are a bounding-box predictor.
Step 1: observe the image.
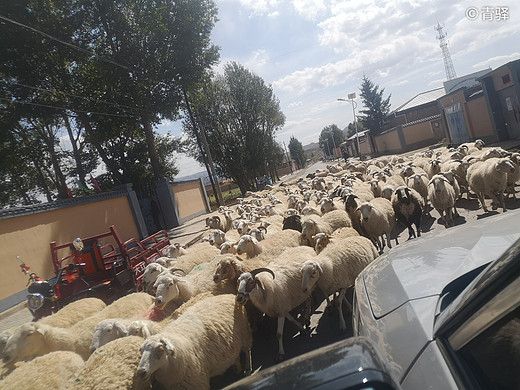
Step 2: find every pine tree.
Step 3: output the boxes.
[358,75,391,136]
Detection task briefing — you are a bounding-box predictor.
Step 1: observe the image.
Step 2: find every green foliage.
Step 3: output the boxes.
[345,121,367,139]
[358,75,391,136]
[183,62,285,194]
[0,0,217,205]
[319,124,344,156]
[288,136,307,169]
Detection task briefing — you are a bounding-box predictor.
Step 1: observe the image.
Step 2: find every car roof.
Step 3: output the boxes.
[361,209,520,318]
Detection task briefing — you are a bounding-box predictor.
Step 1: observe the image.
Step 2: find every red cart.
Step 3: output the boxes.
[26,226,170,319]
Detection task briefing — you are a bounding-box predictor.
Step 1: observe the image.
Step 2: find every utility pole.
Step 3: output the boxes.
[283,142,293,174]
[181,86,223,206]
[198,119,224,207]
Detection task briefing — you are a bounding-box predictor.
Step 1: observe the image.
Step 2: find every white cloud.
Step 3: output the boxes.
[472,52,520,70]
[428,78,445,87]
[292,0,327,20]
[288,100,303,108]
[244,49,270,73]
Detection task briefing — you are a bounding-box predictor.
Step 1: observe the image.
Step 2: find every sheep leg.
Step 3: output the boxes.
[277,316,286,360]
[397,214,415,239]
[497,192,507,212]
[337,288,349,332]
[476,192,488,212]
[240,347,253,375]
[385,233,392,249]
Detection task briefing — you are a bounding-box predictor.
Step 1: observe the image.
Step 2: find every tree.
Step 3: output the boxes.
[319,124,344,157]
[0,0,216,204]
[183,62,286,194]
[358,75,391,136]
[345,121,367,139]
[288,136,307,169]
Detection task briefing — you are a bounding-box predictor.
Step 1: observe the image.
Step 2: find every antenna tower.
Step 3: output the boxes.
[435,23,457,80]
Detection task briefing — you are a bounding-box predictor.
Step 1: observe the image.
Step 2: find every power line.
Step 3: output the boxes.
[0,14,130,71]
[3,81,153,116]
[0,97,151,119]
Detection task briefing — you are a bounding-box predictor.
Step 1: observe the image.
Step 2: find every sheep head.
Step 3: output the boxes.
[220,241,237,255]
[428,175,451,193]
[301,260,323,294]
[2,322,47,364]
[394,186,412,205]
[236,268,275,305]
[301,218,318,241]
[236,235,258,256]
[137,335,175,382]
[153,272,185,309]
[356,203,374,222]
[90,319,128,352]
[128,321,152,338]
[313,233,330,254]
[142,263,168,294]
[208,229,226,247]
[496,158,516,173]
[214,256,243,283]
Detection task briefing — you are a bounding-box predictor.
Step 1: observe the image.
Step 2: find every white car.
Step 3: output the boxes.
[353,209,520,389]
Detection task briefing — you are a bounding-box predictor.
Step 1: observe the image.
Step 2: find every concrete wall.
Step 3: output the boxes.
[374,128,403,154]
[0,194,140,309]
[465,96,495,138]
[171,180,209,221]
[402,121,434,145]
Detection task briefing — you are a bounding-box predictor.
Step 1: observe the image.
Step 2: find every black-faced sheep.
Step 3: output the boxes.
[391,186,424,239]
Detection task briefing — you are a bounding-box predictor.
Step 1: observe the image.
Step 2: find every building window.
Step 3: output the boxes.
[502,74,511,85]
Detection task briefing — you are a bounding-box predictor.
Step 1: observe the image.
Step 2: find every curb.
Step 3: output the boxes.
[0,301,26,321]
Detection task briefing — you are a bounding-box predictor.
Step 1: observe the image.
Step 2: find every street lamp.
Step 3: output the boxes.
[338,93,361,159]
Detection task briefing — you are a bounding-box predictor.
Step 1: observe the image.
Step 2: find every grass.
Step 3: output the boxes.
[208,187,242,208]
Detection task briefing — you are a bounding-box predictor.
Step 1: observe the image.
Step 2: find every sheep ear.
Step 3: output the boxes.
[427,179,434,186]
[34,325,45,336]
[441,177,450,184]
[113,322,128,337]
[316,263,323,275]
[160,338,176,358]
[255,278,266,291]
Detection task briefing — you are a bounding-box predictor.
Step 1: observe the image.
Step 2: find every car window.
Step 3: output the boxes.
[457,307,520,389]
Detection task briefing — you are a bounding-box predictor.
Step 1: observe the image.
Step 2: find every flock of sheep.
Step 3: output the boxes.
[0,139,518,390]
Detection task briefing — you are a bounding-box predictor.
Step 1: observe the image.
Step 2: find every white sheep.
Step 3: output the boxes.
[0,351,84,389]
[2,292,154,363]
[163,245,220,274]
[90,318,133,352]
[165,243,188,257]
[136,294,252,390]
[312,227,359,254]
[152,255,236,310]
[71,336,151,390]
[301,209,352,247]
[127,320,162,339]
[212,255,269,288]
[220,240,237,254]
[235,229,303,259]
[467,157,515,212]
[319,198,338,214]
[356,198,397,252]
[428,174,457,227]
[141,262,169,294]
[235,247,317,359]
[407,173,429,211]
[300,236,378,331]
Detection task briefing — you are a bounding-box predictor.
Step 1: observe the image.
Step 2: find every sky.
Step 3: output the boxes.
[162,0,520,177]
